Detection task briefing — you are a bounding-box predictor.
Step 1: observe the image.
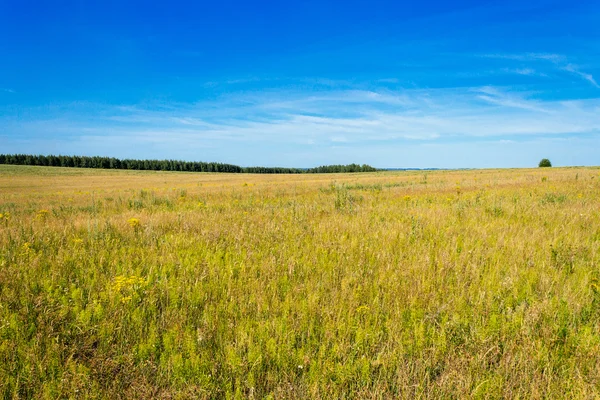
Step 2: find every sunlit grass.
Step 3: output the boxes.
[1,165,599,398]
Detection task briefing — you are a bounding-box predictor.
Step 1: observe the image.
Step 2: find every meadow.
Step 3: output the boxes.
[1,164,599,399]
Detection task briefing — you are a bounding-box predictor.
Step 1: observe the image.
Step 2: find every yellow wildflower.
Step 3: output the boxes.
[36,209,49,219]
[356,305,370,313]
[112,275,147,304]
[127,218,141,228]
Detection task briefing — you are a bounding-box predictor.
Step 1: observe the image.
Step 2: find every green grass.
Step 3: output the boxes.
[1,166,600,398]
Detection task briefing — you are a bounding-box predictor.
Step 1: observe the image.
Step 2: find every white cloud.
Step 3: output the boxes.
[4,86,599,144]
[562,64,600,88]
[330,136,349,143]
[474,86,549,112]
[377,78,400,83]
[483,53,566,63]
[502,68,547,77]
[2,84,599,167]
[514,68,536,76]
[483,52,599,88]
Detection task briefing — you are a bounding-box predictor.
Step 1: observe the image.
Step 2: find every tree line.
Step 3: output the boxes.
[0,154,378,174]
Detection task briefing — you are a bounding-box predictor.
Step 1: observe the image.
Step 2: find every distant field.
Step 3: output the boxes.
[1,165,600,398]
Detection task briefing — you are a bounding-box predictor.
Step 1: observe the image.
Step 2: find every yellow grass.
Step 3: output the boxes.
[1,164,600,398]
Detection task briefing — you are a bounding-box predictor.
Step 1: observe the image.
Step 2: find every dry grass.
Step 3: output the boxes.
[1,164,600,398]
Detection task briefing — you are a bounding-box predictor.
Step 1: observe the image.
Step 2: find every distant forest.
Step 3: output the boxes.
[0,154,378,174]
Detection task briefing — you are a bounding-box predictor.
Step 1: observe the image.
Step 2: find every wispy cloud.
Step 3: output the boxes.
[483,52,566,63]
[474,86,549,112]
[501,67,547,77]
[562,64,599,88]
[483,52,599,88]
[377,78,400,83]
[1,88,15,93]
[513,68,536,76]
[2,85,599,167]
[3,86,599,145]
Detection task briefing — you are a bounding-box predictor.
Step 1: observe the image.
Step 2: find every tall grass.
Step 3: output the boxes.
[1,165,599,398]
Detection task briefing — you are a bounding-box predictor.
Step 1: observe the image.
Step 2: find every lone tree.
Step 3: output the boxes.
[538,158,552,167]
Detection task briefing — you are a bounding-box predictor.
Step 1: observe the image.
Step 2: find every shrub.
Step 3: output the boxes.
[539,158,552,167]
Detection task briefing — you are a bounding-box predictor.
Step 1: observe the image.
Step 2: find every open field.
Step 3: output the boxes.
[1,164,600,398]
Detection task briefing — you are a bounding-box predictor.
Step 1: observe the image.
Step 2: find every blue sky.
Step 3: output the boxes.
[1,0,599,168]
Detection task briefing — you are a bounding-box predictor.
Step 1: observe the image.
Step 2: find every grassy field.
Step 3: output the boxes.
[1,164,600,399]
